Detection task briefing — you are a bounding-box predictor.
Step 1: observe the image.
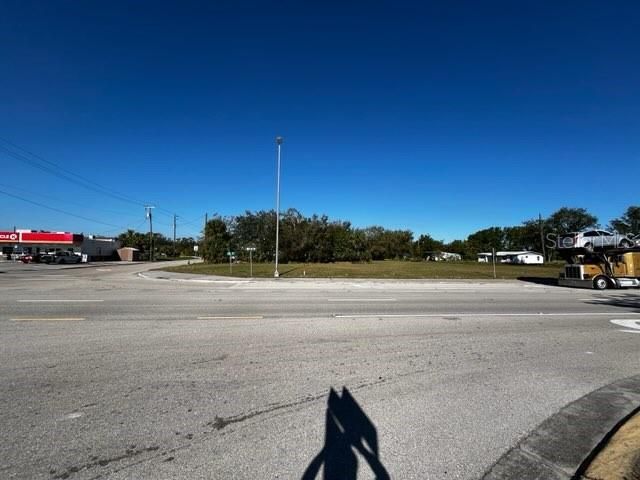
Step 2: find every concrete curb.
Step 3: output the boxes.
[482,375,640,479]
[139,269,540,285]
[0,261,144,272]
[55,261,146,270]
[137,271,250,284]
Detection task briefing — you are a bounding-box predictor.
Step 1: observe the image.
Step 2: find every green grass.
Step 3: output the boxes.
[160,260,563,280]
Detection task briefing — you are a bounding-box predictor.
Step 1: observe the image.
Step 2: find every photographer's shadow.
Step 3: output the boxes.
[302,387,390,480]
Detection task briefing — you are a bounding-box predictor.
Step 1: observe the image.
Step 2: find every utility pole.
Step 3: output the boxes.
[274,136,283,278]
[539,213,547,262]
[145,206,155,262]
[173,214,177,258]
[202,213,208,260]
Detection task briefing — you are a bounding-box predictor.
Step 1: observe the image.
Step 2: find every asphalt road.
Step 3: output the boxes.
[1,260,639,480]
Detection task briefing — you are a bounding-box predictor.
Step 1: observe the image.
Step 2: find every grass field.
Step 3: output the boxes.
[161,260,563,280]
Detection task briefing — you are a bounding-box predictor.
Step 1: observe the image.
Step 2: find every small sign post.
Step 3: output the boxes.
[227,251,235,274]
[245,246,256,277]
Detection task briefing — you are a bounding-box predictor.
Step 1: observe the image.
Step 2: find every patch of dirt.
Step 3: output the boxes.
[584,411,640,480]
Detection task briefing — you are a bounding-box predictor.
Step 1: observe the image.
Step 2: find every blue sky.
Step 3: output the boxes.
[1,1,638,241]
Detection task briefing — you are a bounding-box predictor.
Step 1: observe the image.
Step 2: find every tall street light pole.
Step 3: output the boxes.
[173,214,178,258]
[274,136,283,278]
[145,206,155,262]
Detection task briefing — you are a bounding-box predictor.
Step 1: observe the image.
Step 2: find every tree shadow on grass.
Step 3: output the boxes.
[302,387,390,480]
[278,266,302,277]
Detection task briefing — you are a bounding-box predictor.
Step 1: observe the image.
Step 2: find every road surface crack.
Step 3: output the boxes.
[50,445,160,479]
[208,376,388,431]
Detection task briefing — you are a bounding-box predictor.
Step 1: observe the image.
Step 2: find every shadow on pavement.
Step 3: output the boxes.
[517,276,559,286]
[583,293,640,313]
[302,387,390,480]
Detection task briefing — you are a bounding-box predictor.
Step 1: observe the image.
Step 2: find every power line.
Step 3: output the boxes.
[0,137,149,206]
[0,183,144,220]
[0,138,177,217]
[0,189,135,230]
[92,218,149,237]
[0,137,200,227]
[177,216,205,228]
[0,144,148,208]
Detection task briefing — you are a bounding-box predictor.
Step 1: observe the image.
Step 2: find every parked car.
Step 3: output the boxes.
[54,251,82,264]
[18,253,33,263]
[37,252,56,264]
[558,230,636,251]
[41,251,81,264]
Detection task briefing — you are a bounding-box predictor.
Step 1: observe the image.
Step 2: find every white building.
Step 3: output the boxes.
[477,251,544,264]
[81,236,121,261]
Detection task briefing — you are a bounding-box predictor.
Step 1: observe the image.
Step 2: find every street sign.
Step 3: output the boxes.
[245,247,256,277]
[226,251,235,256]
[193,245,199,252]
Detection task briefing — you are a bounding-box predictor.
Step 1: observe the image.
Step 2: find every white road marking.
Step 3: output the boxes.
[11,317,86,321]
[610,319,640,333]
[335,312,640,319]
[327,298,397,302]
[197,315,264,320]
[96,268,111,272]
[17,299,104,303]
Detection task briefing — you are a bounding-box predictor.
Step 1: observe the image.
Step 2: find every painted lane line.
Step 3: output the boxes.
[10,317,86,321]
[197,315,264,320]
[334,312,640,319]
[17,299,104,303]
[610,319,640,333]
[327,298,397,302]
[96,268,111,272]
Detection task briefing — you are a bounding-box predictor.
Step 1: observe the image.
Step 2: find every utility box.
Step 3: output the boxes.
[117,247,141,262]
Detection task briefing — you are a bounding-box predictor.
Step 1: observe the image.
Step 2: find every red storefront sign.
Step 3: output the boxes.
[0,232,19,243]
[0,231,83,244]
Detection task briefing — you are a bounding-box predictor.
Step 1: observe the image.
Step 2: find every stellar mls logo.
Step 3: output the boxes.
[0,232,18,241]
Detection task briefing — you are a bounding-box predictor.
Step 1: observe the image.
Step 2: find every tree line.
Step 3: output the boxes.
[115,205,638,263]
[198,205,639,263]
[116,230,197,258]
